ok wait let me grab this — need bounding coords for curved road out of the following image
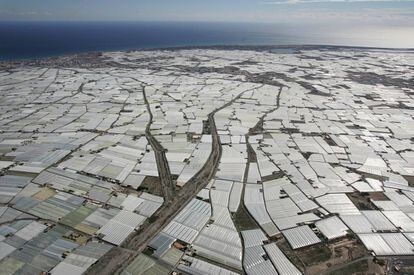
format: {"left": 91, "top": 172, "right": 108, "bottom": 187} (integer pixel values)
{"left": 86, "top": 85, "right": 250, "bottom": 275}
{"left": 86, "top": 68, "right": 283, "bottom": 275}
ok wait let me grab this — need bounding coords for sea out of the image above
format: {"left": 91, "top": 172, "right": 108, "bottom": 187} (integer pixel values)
{"left": 0, "top": 21, "right": 413, "bottom": 60}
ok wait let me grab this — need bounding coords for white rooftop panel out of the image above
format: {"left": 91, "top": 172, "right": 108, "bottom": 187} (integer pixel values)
{"left": 282, "top": 225, "right": 321, "bottom": 249}
{"left": 241, "top": 229, "right": 267, "bottom": 248}
{"left": 316, "top": 216, "right": 348, "bottom": 239}
{"left": 264, "top": 243, "right": 302, "bottom": 275}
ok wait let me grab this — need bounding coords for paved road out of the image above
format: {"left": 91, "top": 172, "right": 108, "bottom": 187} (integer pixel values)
{"left": 84, "top": 66, "right": 290, "bottom": 275}
{"left": 142, "top": 86, "right": 175, "bottom": 201}
{"left": 123, "top": 92, "right": 247, "bottom": 253}
{"left": 86, "top": 85, "right": 254, "bottom": 275}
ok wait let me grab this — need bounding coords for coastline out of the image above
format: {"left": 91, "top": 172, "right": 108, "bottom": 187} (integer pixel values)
{"left": 1, "top": 44, "right": 413, "bottom": 68}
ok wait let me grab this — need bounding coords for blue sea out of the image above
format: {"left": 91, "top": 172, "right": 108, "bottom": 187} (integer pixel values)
{"left": 0, "top": 21, "right": 412, "bottom": 60}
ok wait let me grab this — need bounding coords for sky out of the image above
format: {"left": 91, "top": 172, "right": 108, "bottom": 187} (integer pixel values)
{"left": 0, "top": 0, "right": 413, "bottom": 27}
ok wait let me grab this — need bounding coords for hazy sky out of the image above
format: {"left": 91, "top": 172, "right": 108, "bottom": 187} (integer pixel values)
{"left": 0, "top": 0, "right": 413, "bottom": 27}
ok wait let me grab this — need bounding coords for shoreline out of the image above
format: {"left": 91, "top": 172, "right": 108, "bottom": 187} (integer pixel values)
{"left": 1, "top": 44, "right": 413, "bottom": 68}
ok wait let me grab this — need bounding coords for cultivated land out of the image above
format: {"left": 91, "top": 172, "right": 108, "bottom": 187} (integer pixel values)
{"left": 0, "top": 46, "right": 413, "bottom": 275}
